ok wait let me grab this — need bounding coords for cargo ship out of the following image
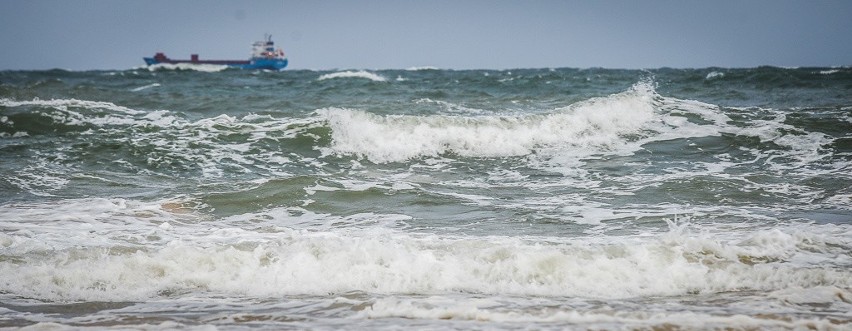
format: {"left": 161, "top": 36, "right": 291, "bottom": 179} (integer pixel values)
{"left": 144, "top": 35, "right": 288, "bottom": 70}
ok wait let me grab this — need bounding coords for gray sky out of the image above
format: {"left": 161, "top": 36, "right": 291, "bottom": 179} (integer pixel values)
{"left": 1, "top": 0, "right": 850, "bottom": 70}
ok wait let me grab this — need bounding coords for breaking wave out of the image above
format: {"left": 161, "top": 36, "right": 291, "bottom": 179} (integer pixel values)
{"left": 0, "top": 199, "right": 849, "bottom": 302}
{"left": 318, "top": 81, "right": 659, "bottom": 163}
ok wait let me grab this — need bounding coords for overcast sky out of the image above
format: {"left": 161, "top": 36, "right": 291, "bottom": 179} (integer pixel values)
{"left": 1, "top": 0, "right": 850, "bottom": 70}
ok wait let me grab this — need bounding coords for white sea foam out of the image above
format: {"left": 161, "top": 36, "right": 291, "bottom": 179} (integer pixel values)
{"left": 705, "top": 71, "right": 725, "bottom": 80}
{"left": 1, "top": 200, "right": 850, "bottom": 302}
{"left": 7, "top": 166, "right": 69, "bottom": 197}
{"left": 131, "top": 83, "right": 161, "bottom": 92}
{"left": 2, "top": 97, "right": 323, "bottom": 180}
{"left": 318, "top": 81, "right": 658, "bottom": 163}
{"left": 698, "top": 108, "right": 838, "bottom": 171}
{"left": 360, "top": 296, "right": 844, "bottom": 328}
{"left": 0, "top": 131, "right": 29, "bottom": 138}
{"left": 405, "top": 66, "right": 439, "bottom": 71}
{"left": 768, "top": 286, "right": 852, "bottom": 305}
{"left": 0, "top": 97, "right": 142, "bottom": 114}
{"left": 415, "top": 98, "right": 487, "bottom": 114}
{"left": 317, "top": 70, "right": 387, "bottom": 82}
{"left": 652, "top": 93, "right": 847, "bottom": 178}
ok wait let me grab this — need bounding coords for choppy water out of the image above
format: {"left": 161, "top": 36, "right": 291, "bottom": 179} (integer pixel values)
{"left": 1, "top": 66, "right": 851, "bottom": 330}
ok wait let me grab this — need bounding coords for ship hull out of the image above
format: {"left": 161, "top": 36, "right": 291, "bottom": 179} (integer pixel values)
{"left": 144, "top": 57, "right": 288, "bottom": 70}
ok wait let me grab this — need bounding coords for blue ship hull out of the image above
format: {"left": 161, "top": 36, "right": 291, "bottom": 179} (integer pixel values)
{"left": 241, "top": 58, "right": 288, "bottom": 70}
{"left": 144, "top": 57, "right": 288, "bottom": 70}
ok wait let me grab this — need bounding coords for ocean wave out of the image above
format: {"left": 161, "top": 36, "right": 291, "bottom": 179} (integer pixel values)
{"left": 0, "top": 96, "right": 325, "bottom": 184}
{"left": 357, "top": 296, "right": 849, "bottom": 330}
{"left": 405, "top": 66, "right": 440, "bottom": 71}
{"left": 819, "top": 69, "right": 840, "bottom": 75}
{"left": 317, "top": 70, "right": 387, "bottom": 82}
{"left": 0, "top": 97, "right": 142, "bottom": 115}
{"left": 414, "top": 98, "right": 488, "bottom": 114}
{"left": 1, "top": 200, "right": 849, "bottom": 301}
{"left": 705, "top": 71, "right": 725, "bottom": 80}
{"left": 2, "top": 85, "right": 843, "bottom": 192}
{"left": 131, "top": 83, "right": 161, "bottom": 92}
{"left": 360, "top": 296, "right": 846, "bottom": 328}
{"left": 309, "top": 79, "right": 846, "bottom": 186}
{"left": 3, "top": 66, "right": 851, "bottom": 329}
{"left": 317, "top": 81, "right": 659, "bottom": 163}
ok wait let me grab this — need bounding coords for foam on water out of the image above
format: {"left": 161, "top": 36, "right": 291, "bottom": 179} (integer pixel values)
{"left": 318, "top": 81, "right": 658, "bottom": 163}
{"left": 0, "top": 97, "right": 142, "bottom": 115}
{"left": 405, "top": 66, "right": 440, "bottom": 71}
{"left": 1, "top": 96, "right": 325, "bottom": 186}
{"left": 705, "top": 71, "right": 725, "bottom": 80}
{"left": 1, "top": 199, "right": 849, "bottom": 303}
{"left": 317, "top": 70, "right": 387, "bottom": 82}
{"left": 317, "top": 77, "right": 844, "bottom": 172}
{"left": 131, "top": 83, "right": 161, "bottom": 92}
{"left": 415, "top": 98, "right": 488, "bottom": 114}
{"left": 3, "top": 68, "right": 852, "bottom": 328}
{"left": 360, "top": 296, "right": 847, "bottom": 329}
{"left": 6, "top": 158, "right": 70, "bottom": 197}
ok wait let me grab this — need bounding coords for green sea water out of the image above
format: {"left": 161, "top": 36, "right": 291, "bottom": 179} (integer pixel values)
{"left": 1, "top": 66, "right": 851, "bottom": 330}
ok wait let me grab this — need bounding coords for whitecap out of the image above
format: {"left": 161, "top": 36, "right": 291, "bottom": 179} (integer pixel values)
{"left": 317, "top": 70, "right": 387, "bottom": 82}
{"left": 0, "top": 208, "right": 849, "bottom": 302}
{"left": 317, "top": 81, "right": 658, "bottom": 163}
{"left": 405, "top": 66, "right": 439, "bottom": 71}
{"left": 705, "top": 71, "right": 725, "bottom": 80}
{"left": 131, "top": 83, "right": 161, "bottom": 92}
{"left": 0, "top": 97, "right": 142, "bottom": 114}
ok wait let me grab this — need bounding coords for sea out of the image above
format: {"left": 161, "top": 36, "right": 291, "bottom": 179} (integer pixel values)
{"left": 1, "top": 65, "right": 851, "bottom": 330}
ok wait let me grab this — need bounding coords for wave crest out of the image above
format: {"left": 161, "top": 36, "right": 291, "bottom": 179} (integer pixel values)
{"left": 1, "top": 201, "right": 848, "bottom": 301}
{"left": 317, "top": 81, "right": 659, "bottom": 163}
{"left": 317, "top": 70, "right": 387, "bottom": 82}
